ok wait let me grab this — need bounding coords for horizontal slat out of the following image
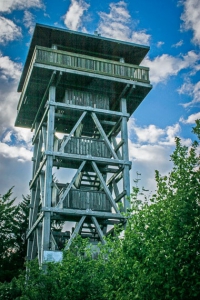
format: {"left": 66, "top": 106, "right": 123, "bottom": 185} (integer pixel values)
{"left": 52, "top": 187, "right": 112, "bottom": 212}
{"left": 62, "top": 136, "right": 110, "bottom": 158}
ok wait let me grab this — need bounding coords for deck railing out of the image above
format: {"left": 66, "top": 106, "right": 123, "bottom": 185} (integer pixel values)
{"left": 34, "top": 46, "right": 150, "bottom": 83}
{"left": 61, "top": 136, "right": 111, "bottom": 158}
{"left": 52, "top": 185, "right": 111, "bottom": 212}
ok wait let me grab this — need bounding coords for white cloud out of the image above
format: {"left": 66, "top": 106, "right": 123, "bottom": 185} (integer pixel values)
{"left": 157, "top": 41, "right": 164, "bottom": 48}
{"left": 145, "top": 51, "right": 200, "bottom": 84}
{"left": 64, "top": 0, "right": 90, "bottom": 31}
{"left": 129, "top": 118, "right": 181, "bottom": 146}
{"left": 0, "top": 142, "right": 32, "bottom": 161}
{"left": 0, "top": 0, "right": 43, "bottom": 13}
{"left": 129, "top": 140, "right": 173, "bottom": 192}
{"left": 180, "top": 112, "right": 200, "bottom": 124}
{"left": 0, "top": 54, "right": 22, "bottom": 136}
{"left": 131, "top": 124, "right": 165, "bottom": 144}
{"left": 0, "top": 53, "right": 32, "bottom": 199}
{"left": 2, "top": 131, "right": 12, "bottom": 143}
{"left": 0, "top": 87, "right": 20, "bottom": 135}
{"left": 14, "top": 128, "right": 32, "bottom": 145}
{"left": 131, "top": 31, "right": 151, "bottom": 45}
{"left": 23, "top": 11, "right": 35, "bottom": 34}
{"left": 172, "top": 39, "right": 184, "bottom": 48}
{"left": 160, "top": 124, "right": 181, "bottom": 145}
{"left": 129, "top": 142, "right": 171, "bottom": 165}
{"left": 0, "top": 17, "right": 22, "bottom": 44}
{"left": 178, "top": 80, "right": 200, "bottom": 107}
{"left": 0, "top": 52, "right": 22, "bottom": 81}
{"left": 181, "top": 0, "right": 200, "bottom": 46}
{"left": 1, "top": 127, "right": 33, "bottom": 148}
{"left": 127, "top": 120, "right": 192, "bottom": 192}
{"left": 97, "top": 1, "right": 150, "bottom": 45}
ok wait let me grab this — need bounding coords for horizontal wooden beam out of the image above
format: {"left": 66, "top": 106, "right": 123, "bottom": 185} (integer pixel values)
{"left": 42, "top": 207, "right": 125, "bottom": 220}
{"left": 45, "top": 150, "right": 131, "bottom": 167}
{"left": 47, "top": 100, "right": 130, "bottom": 118}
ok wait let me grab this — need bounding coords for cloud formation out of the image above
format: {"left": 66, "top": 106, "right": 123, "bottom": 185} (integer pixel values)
{"left": 180, "top": 112, "right": 200, "bottom": 124}
{"left": 132, "top": 124, "right": 165, "bottom": 144}
{"left": 129, "top": 119, "right": 182, "bottom": 147}
{"left": 0, "top": 52, "right": 22, "bottom": 81}
{"left": 178, "top": 80, "right": 200, "bottom": 107}
{"left": 64, "top": 0, "right": 90, "bottom": 31}
{"left": 181, "top": 0, "right": 200, "bottom": 45}
{"left": 0, "top": 52, "right": 22, "bottom": 133}
{"left": 172, "top": 39, "right": 183, "bottom": 48}
{"left": 0, "top": 0, "right": 43, "bottom": 13}
{"left": 0, "top": 17, "right": 22, "bottom": 44}
{"left": 23, "top": 11, "right": 35, "bottom": 34}
{"left": 0, "top": 142, "right": 32, "bottom": 161}
{"left": 128, "top": 119, "right": 192, "bottom": 192}
{"left": 145, "top": 50, "right": 200, "bottom": 84}
{"left": 98, "top": 1, "right": 150, "bottom": 45}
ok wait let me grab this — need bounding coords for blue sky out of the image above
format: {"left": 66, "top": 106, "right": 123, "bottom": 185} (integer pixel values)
{"left": 0, "top": 0, "right": 200, "bottom": 200}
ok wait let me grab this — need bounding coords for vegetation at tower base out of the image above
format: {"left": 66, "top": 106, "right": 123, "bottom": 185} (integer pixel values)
{"left": 0, "top": 190, "right": 29, "bottom": 283}
{"left": 0, "top": 121, "right": 200, "bottom": 299}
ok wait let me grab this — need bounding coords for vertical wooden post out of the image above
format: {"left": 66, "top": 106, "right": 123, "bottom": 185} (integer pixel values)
{"left": 120, "top": 98, "right": 130, "bottom": 212}
{"left": 41, "top": 85, "right": 56, "bottom": 265}
{"left": 27, "top": 122, "right": 39, "bottom": 261}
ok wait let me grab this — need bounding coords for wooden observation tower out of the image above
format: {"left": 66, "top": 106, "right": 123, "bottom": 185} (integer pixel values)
{"left": 15, "top": 24, "right": 152, "bottom": 265}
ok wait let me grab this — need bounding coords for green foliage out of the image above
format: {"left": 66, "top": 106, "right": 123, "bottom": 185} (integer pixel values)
{"left": 121, "top": 135, "right": 200, "bottom": 299}
{"left": 193, "top": 119, "right": 200, "bottom": 140}
{"left": 0, "top": 121, "right": 200, "bottom": 299}
{"left": 0, "top": 190, "right": 29, "bottom": 282}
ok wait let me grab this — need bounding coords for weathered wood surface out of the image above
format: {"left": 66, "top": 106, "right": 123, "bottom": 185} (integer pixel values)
{"left": 63, "top": 89, "right": 109, "bottom": 110}
{"left": 52, "top": 184, "right": 112, "bottom": 212}
{"left": 35, "top": 46, "right": 150, "bottom": 83}
{"left": 56, "top": 136, "right": 111, "bottom": 158}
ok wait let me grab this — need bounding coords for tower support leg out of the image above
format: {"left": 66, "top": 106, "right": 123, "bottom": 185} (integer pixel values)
{"left": 120, "top": 98, "right": 130, "bottom": 212}
{"left": 41, "top": 86, "right": 56, "bottom": 265}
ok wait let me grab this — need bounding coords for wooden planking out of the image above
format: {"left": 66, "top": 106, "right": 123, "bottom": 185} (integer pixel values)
{"left": 63, "top": 136, "right": 111, "bottom": 158}
{"left": 63, "top": 88, "right": 109, "bottom": 110}
{"left": 52, "top": 185, "right": 112, "bottom": 212}
{"left": 36, "top": 46, "right": 150, "bottom": 83}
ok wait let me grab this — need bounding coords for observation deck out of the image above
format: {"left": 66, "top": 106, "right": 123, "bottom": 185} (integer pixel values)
{"left": 15, "top": 24, "right": 151, "bottom": 129}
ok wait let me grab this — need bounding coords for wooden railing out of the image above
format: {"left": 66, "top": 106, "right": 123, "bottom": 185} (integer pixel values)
{"left": 57, "top": 136, "right": 111, "bottom": 158}
{"left": 34, "top": 46, "right": 150, "bottom": 83}
{"left": 52, "top": 185, "right": 111, "bottom": 212}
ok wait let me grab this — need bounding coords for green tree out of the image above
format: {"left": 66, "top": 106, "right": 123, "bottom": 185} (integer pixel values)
{"left": 1, "top": 121, "right": 200, "bottom": 299}
{"left": 0, "top": 190, "right": 29, "bottom": 282}
{"left": 120, "top": 130, "right": 200, "bottom": 299}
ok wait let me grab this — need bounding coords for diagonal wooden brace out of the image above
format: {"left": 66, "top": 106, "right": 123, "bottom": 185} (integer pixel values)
{"left": 91, "top": 161, "right": 120, "bottom": 213}
{"left": 91, "top": 216, "right": 106, "bottom": 245}
{"left": 59, "top": 111, "right": 87, "bottom": 152}
{"left": 56, "top": 160, "right": 86, "bottom": 207}
{"left": 91, "top": 112, "right": 118, "bottom": 160}
{"left": 65, "top": 216, "right": 86, "bottom": 250}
